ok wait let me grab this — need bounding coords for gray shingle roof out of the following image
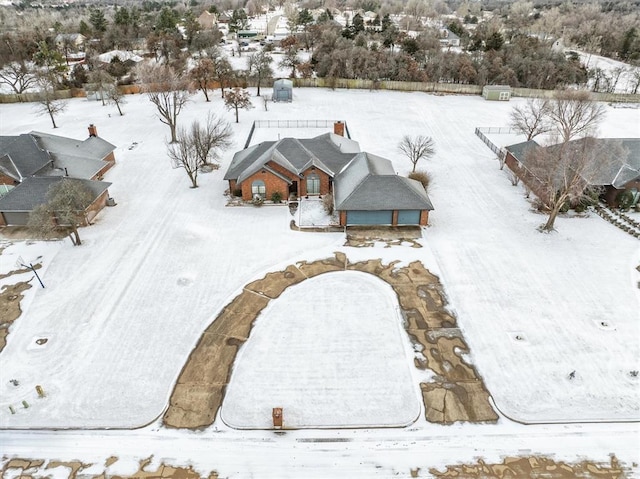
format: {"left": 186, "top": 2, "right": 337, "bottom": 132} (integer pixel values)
{"left": 0, "top": 134, "right": 52, "bottom": 179}
{"left": 32, "top": 131, "right": 116, "bottom": 161}
{"left": 224, "top": 133, "right": 360, "bottom": 183}
{"left": 0, "top": 132, "right": 116, "bottom": 182}
{"left": 0, "top": 177, "right": 111, "bottom": 212}
{"left": 334, "top": 153, "right": 434, "bottom": 211}
{"left": 505, "top": 140, "right": 539, "bottom": 162}
{"left": 506, "top": 138, "right": 640, "bottom": 188}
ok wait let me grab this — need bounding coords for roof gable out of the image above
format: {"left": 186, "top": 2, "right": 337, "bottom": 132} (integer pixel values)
{"left": 0, "top": 134, "right": 52, "bottom": 178}
{"left": 0, "top": 177, "right": 111, "bottom": 212}
{"left": 334, "top": 152, "right": 433, "bottom": 211}
{"left": 224, "top": 133, "right": 361, "bottom": 184}
{"left": 31, "top": 131, "right": 116, "bottom": 161}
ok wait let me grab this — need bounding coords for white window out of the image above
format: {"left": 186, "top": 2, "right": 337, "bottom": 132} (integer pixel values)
{"left": 306, "top": 173, "right": 320, "bottom": 195}
{"left": 252, "top": 180, "right": 266, "bottom": 198}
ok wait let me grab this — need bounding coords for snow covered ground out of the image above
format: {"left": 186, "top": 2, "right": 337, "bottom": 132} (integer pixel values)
{"left": 0, "top": 88, "right": 639, "bottom": 475}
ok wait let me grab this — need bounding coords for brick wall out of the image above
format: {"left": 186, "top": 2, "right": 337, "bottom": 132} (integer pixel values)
{"left": 240, "top": 170, "right": 288, "bottom": 201}
{"left": 0, "top": 174, "right": 18, "bottom": 186}
{"left": 84, "top": 189, "right": 110, "bottom": 225}
{"left": 505, "top": 151, "right": 549, "bottom": 203}
{"left": 300, "top": 168, "right": 331, "bottom": 197}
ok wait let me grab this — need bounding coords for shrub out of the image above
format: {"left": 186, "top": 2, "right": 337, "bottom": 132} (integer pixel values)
{"left": 616, "top": 190, "right": 635, "bottom": 210}
{"left": 233, "top": 188, "right": 243, "bottom": 197}
{"left": 252, "top": 195, "right": 264, "bottom": 207}
{"left": 408, "top": 170, "right": 432, "bottom": 191}
{"left": 322, "top": 194, "right": 334, "bottom": 215}
{"left": 271, "top": 191, "right": 283, "bottom": 203}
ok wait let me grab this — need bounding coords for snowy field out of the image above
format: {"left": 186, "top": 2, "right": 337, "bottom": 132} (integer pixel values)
{"left": 221, "top": 272, "right": 421, "bottom": 429}
{"left": 0, "top": 87, "right": 639, "bottom": 475}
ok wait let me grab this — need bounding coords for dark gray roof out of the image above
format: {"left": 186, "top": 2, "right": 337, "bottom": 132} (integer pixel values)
{"left": 506, "top": 138, "right": 640, "bottom": 188}
{"left": 334, "top": 153, "right": 434, "bottom": 211}
{"left": 505, "top": 140, "right": 539, "bottom": 162}
{"left": 0, "top": 134, "right": 52, "bottom": 179}
{"left": 0, "top": 132, "right": 116, "bottom": 182}
{"left": 0, "top": 177, "right": 111, "bottom": 212}
{"left": 32, "top": 131, "right": 116, "bottom": 161}
{"left": 224, "top": 133, "right": 360, "bottom": 183}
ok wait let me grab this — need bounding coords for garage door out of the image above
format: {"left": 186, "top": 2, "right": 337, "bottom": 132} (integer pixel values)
{"left": 2, "top": 212, "right": 30, "bottom": 225}
{"left": 397, "top": 210, "right": 421, "bottom": 225}
{"left": 347, "top": 210, "right": 393, "bottom": 225}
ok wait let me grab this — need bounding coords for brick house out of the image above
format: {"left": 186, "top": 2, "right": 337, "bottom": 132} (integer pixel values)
{"left": 224, "top": 123, "right": 434, "bottom": 226}
{"left": 505, "top": 138, "right": 640, "bottom": 208}
{"left": 0, "top": 125, "right": 116, "bottom": 226}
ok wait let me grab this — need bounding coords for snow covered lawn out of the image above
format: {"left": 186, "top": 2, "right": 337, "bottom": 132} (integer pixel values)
{"left": 0, "top": 87, "right": 638, "bottom": 464}
{"left": 221, "top": 271, "right": 420, "bottom": 429}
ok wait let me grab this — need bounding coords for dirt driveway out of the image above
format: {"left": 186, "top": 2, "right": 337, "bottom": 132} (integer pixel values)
{"left": 164, "top": 253, "right": 497, "bottom": 429}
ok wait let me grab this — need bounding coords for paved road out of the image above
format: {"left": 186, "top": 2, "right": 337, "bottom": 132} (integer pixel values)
{"left": 1, "top": 422, "right": 639, "bottom": 477}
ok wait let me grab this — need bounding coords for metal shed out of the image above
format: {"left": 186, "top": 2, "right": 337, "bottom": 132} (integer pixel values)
{"left": 482, "top": 85, "right": 511, "bottom": 101}
{"left": 273, "top": 79, "right": 293, "bottom": 102}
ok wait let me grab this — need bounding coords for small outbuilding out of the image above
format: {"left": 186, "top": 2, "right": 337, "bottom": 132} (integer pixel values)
{"left": 273, "top": 79, "right": 293, "bottom": 102}
{"left": 482, "top": 85, "right": 511, "bottom": 101}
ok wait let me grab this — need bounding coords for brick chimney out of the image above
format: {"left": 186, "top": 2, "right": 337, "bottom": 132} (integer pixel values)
{"left": 88, "top": 124, "right": 98, "bottom": 137}
{"left": 333, "top": 121, "right": 344, "bottom": 137}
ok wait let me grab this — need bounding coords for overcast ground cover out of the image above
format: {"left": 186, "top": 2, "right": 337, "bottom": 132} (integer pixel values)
{"left": 0, "top": 87, "right": 638, "bottom": 476}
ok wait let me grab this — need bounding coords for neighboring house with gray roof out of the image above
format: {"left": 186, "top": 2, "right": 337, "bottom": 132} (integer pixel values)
{"left": 225, "top": 123, "right": 434, "bottom": 226}
{"left": 505, "top": 137, "right": 640, "bottom": 208}
{"left": 0, "top": 125, "right": 116, "bottom": 226}
{"left": 0, "top": 177, "right": 112, "bottom": 226}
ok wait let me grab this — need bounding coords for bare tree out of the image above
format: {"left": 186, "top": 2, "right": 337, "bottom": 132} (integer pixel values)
{"left": 137, "top": 64, "right": 193, "bottom": 143}
{"left": 27, "top": 178, "right": 94, "bottom": 246}
{"left": 168, "top": 114, "right": 233, "bottom": 188}
{"left": 33, "top": 75, "right": 66, "bottom": 128}
{"left": 191, "top": 113, "right": 233, "bottom": 167}
{"left": 547, "top": 90, "right": 606, "bottom": 143}
{"left": 88, "top": 69, "right": 114, "bottom": 106}
{"left": 524, "top": 137, "right": 621, "bottom": 232}
{"left": 247, "top": 50, "right": 273, "bottom": 96}
{"left": 509, "top": 98, "right": 551, "bottom": 141}
{"left": 213, "top": 56, "right": 234, "bottom": 99}
{"left": 106, "top": 84, "right": 126, "bottom": 116}
{"left": 398, "top": 134, "right": 436, "bottom": 172}
{"left": 167, "top": 130, "right": 199, "bottom": 188}
{"left": 224, "top": 87, "right": 253, "bottom": 123}
{"left": 279, "top": 47, "right": 301, "bottom": 78}
{"left": 0, "top": 61, "right": 36, "bottom": 96}
{"left": 189, "top": 57, "right": 215, "bottom": 102}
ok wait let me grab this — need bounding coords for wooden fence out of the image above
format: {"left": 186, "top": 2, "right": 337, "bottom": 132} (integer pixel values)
{"left": 1, "top": 78, "right": 638, "bottom": 104}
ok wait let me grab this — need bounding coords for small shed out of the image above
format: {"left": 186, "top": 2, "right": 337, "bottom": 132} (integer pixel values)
{"left": 482, "top": 85, "right": 511, "bottom": 101}
{"left": 273, "top": 79, "right": 293, "bottom": 102}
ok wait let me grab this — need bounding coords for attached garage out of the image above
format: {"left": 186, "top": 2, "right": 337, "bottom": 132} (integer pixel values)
{"left": 334, "top": 153, "right": 434, "bottom": 228}
{"left": 397, "top": 210, "right": 421, "bottom": 225}
{"left": 347, "top": 210, "right": 393, "bottom": 225}
{"left": 1, "top": 211, "right": 29, "bottom": 226}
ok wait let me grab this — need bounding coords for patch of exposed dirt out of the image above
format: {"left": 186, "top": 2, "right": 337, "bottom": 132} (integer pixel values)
{"left": 1, "top": 458, "right": 219, "bottom": 479}
{"left": 0, "top": 281, "right": 33, "bottom": 353}
{"left": 345, "top": 226, "right": 423, "bottom": 248}
{"left": 164, "top": 253, "right": 497, "bottom": 429}
{"left": 428, "top": 454, "right": 626, "bottom": 479}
